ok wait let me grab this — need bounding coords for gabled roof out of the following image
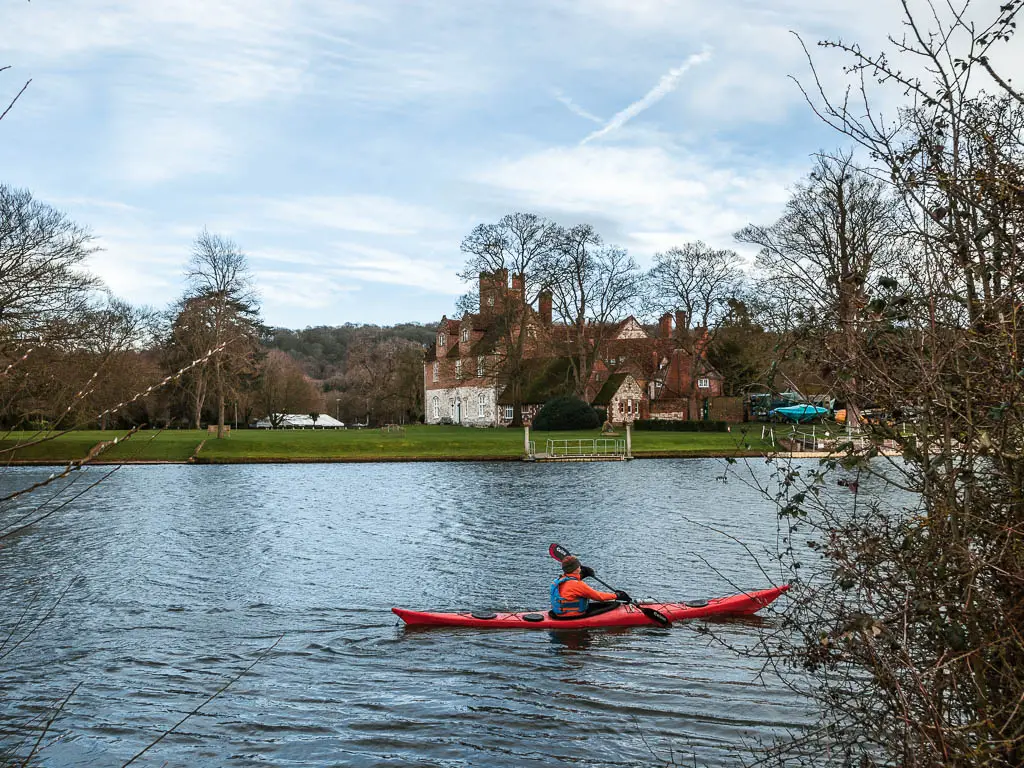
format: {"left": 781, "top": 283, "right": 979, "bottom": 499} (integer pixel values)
{"left": 437, "top": 317, "right": 460, "bottom": 334}
{"left": 445, "top": 341, "right": 461, "bottom": 359}
{"left": 610, "top": 316, "right": 648, "bottom": 339}
{"left": 592, "top": 373, "right": 636, "bottom": 405}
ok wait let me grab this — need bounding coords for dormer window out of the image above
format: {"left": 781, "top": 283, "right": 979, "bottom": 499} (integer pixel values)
{"left": 438, "top": 333, "right": 446, "bottom": 347}
{"left": 462, "top": 328, "right": 469, "bottom": 343}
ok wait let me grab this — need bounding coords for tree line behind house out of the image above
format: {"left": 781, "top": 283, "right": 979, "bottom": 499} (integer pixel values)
{"left": 0, "top": 147, "right": 893, "bottom": 434}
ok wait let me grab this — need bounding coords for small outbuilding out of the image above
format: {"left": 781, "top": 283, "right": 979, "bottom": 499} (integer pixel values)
{"left": 592, "top": 373, "right": 645, "bottom": 424}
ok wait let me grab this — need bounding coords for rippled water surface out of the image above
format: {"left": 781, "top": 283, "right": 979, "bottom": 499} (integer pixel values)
{"left": 1, "top": 460, "right": 818, "bottom": 766}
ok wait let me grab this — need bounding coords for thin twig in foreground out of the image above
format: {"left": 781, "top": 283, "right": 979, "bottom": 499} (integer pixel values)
{"left": 120, "top": 635, "right": 285, "bottom": 767}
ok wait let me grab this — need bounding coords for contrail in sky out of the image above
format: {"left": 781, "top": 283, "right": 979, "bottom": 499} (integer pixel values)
{"left": 554, "top": 89, "right": 604, "bottom": 124}
{"left": 581, "top": 48, "right": 712, "bottom": 144}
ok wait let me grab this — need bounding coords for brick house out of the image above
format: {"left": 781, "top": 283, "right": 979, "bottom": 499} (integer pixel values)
{"left": 424, "top": 270, "right": 724, "bottom": 426}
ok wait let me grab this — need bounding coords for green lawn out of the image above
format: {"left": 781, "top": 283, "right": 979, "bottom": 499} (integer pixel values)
{"left": 0, "top": 424, "right": 774, "bottom": 464}
{"left": 0, "top": 429, "right": 204, "bottom": 463}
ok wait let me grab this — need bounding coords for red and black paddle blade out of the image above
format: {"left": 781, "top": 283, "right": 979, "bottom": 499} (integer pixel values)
{"left": 638, "top": 605, "right": 672, "bottom": 628}
{"left": 548, "top": 543, "right": 573, "bottom": 562}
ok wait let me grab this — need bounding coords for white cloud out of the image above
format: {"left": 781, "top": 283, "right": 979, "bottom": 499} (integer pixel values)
{"left": 114, "top": 116, "right": 236, "bottom": 185}
{"left": 582, "top": 50, "right": 712, "bottom": 144}
{"left": 327, "top": 242, "right": 462, "bottom": 294}
{"left": 474, "top": 142, "right": 799, "bottom": 257}
{"left": 257, "top": 269, "right": 359, "bottom": 311}
{"left": 254, "top": 195, "right": 456, "bottom": 237}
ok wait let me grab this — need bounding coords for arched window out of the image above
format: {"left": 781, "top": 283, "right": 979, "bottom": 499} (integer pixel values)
{"left": 476, "top": 356, "right": 484, "bottom": 377}
{"left": 477, "top": 393, "right": 486, "bottom": 417}
{"left": 462, "top": 328, "right": 469, "bottom": 343}
{"left": 438, "top": 333, "right": 446, "bottom": 347}
{"left": 455, "top": 360, "right": 463, "bottom": 378}
{"left": 432, "top": 397, "right": 440, "bottom": 420}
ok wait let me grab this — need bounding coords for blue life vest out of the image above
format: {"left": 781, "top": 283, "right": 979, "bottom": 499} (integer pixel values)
{"left": 550, "top": 576, "right": 589, "bottom": 616}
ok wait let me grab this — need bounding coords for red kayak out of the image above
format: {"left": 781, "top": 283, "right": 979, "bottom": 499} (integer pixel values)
{"left": 392, "top": 584, "right": 789, "bottom": 629}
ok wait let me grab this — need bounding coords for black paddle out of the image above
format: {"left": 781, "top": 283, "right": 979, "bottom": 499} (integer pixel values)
{"left": 548, "top": 543, "right": 672, "bottom": 628}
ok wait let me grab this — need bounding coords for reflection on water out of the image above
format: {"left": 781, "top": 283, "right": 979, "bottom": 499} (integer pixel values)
{"left": 0, "top": 460, "right": 824, "bottom": 767}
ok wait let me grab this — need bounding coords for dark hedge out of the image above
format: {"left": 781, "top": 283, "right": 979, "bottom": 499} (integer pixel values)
{"left": 633, "top": 419, "right": 729, "bottom": 432}
{"left": 533, "top": 395, "right": 601, "bottom": 431}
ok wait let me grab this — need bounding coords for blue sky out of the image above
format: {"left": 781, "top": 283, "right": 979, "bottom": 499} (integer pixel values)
{"left": 0, "top": 0, "right": 908, "bottom": 328}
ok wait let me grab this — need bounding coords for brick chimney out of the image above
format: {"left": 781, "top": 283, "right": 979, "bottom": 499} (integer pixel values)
{"left": 675, "top": 310, "right": 688, "bottom": 337}
{"left": 658, "top": 312, "right": 673, "bottom": 337}
{"left": 539, "top": 290, "right": 553, "bottom": 325}
{"left": 479, "top": 268, "right": 510, "bottom": 316}
{"left": 509, "top": 272, "right": 525, "bottom": 304}
{"left": 695, "top": 327, "right": 710, "bottom": 358}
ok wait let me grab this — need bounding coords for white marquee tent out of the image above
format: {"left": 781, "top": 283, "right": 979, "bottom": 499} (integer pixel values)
{"left": 254, "top": 414, "right": 346, "bottom": 429}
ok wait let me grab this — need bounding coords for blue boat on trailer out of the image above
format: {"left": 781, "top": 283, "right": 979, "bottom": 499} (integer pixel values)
{"left": 769, "top": 404, "right": 831, "bottom": 423}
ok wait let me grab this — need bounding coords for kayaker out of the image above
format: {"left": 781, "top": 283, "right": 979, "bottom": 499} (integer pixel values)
{"left": 551, "top": 555, "right": 630, "bottom": 618}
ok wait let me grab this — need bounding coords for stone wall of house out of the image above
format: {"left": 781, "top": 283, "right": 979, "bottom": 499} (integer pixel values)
{"left": 425, "top": 385, "right": 498, "bottom": 426}
{"left": 649, "top": 398, "right": 689, "bottom": 421}
{"left": 608, "top": 378, "right": 645, "bottom": 423}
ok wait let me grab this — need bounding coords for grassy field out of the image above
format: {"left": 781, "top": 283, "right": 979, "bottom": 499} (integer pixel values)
{"left": 0, "top": 424, "right": 775, "bottom": 464}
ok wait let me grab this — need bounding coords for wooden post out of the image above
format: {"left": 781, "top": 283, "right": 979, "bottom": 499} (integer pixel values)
{"left": 524, "top": 425, "right": 531, "bottom": 458}
{"left": 626, "top": 423, "right": 633, "bottom": 459}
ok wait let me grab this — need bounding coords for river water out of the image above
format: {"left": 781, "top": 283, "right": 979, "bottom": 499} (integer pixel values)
{"left": 1, "top": 460, "right": 817, "bottom": 767}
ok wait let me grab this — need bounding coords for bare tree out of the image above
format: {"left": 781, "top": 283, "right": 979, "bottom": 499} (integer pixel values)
{"left": 0, "top": 185, "right": 100, "bottom": 345}
{"left": 540, "top": 224, "right": 642, "bottom": 396}
{"left": 647, "top": 241, "right": 744, "bottom": 331}
{"left": 736, "top": 153, "right": 904, "bottom": 424}
{"left": 646, "top": 241, "right": 744, "bottom": 416}
{"left": 458, "top": 213, "right": 559, "bottom": 425}
{"left": 257, "top": 349, "right": 324, "bottom": 427}
{"left": 181, "top": 230, "right": 262, "bottom": 437}
{"left": 739, "top": 3, "right": 1024, "bottom": 766}
{"left": 340, "top": 331, "right": 423, "bottom": 425}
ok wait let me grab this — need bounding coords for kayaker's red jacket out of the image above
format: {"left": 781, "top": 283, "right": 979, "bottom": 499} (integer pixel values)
{"left": 557, "top": 574, "right": 617, "bottom": 615}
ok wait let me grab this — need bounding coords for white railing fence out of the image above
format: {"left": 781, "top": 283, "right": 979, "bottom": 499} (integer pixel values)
{"left": 545, "top": 438, "right": 626, "bottom": 457}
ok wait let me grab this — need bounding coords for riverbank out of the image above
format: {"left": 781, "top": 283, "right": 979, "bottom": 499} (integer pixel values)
{"left": 0, "top": 425, "right": 777, "bottom": 464}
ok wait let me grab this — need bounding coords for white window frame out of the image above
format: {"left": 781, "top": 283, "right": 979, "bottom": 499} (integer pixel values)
{"left": 476, "top": 355, "right": 484, "bottom": 377}
{"left": 697, "top": 377, "right": 710, "bottom": 389}
{"left": 432, "top": 397, "right": 440, "bottom": 420}
{"left": 462, "top": 328, "right": 469, "bottom": 343}
{"left": 455, "top": 359, "right": 463, "bottom": 378}
{"left": 504, "top": 405, "right": 514, "bottom": 421}
{"left": 487, "top": 295, "right": 495, "bottom": 306}
{"left": 432, "top": 361, "right": 439, "bottom": 382}
{"left": 438, "top": 333, "right": 446, "bottom": 347}
{"left": 477, "top": 393, "right": 486, "bottom": 418}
